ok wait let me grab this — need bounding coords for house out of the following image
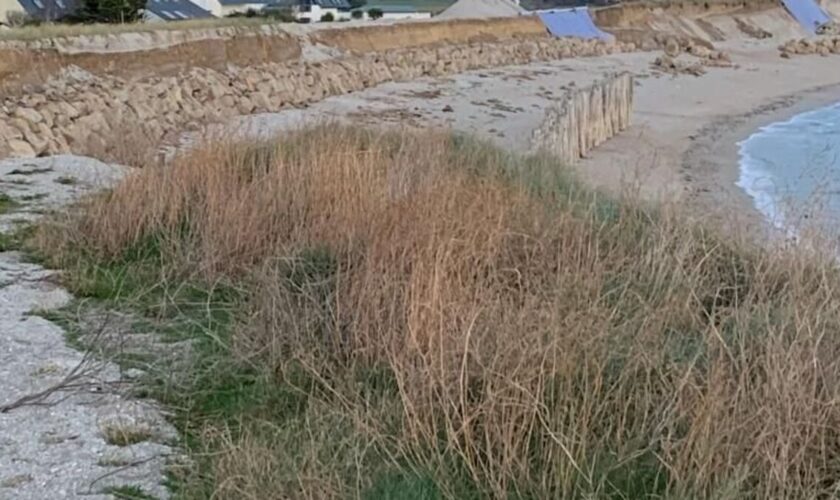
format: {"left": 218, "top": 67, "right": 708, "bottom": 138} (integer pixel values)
{"left": 0, "top": 0, "right": 25, "bottom": 24}
{"left": 144, "top": 0, "right": 214, "bottom": 20}
{"left": 294, "top": 0, "right": 351, "bottom": 21}
{"left": 264, "top": 0, "right": 352, "bottom": 21}
{"left": 191, "top": 0, "right": 270, "bottom": 17}
{"left": 7, "top": 0, "right": 79, "bottom": 22}
{"left": 358, "top": 4, "right": 430, "bottom": 19}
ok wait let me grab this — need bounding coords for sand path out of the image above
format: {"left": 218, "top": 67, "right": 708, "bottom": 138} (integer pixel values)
{"left": 0, "top": 157, "right": 176, "bottom": 500}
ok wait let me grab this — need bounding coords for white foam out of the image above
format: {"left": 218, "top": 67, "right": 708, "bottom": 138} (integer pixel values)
{"left": 736, "top": 100, "right": 840, "bottom": 240}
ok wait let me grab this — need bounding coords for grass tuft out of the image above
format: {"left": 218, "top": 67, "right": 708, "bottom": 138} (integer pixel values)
{"left": 34, "top": 125, "right": 840, "bottom": 499}
{"left": 104, "top": 485, "right": 158, "bottom": 500}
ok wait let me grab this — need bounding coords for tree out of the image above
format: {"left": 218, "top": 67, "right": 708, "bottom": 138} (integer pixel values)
{"left": 350, "top": 9, "right": 363, "bottom": 18}
{"left": 69, "top": 0, "right": 145, "bottom": 23}
{"left": 367, "top": 7, "right": 383, "bottom": 19}
{"left": 320, "top": 11, "right": 335, "bottom": 21}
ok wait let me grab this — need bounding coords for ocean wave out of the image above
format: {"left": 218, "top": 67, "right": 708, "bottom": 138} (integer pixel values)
{"left": 736, "top": 101, "right": 840, "bottom": 239}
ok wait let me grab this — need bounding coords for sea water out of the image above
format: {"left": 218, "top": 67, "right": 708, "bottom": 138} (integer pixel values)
{"left": 737, "top": 102, "right": 840, "bottom": 237}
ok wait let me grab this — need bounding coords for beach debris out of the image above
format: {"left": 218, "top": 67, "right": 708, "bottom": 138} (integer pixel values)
{"left": 779, "top": 36, "right": 840, "bottom": 57}
{"left": 816, "top": 21, "right": 840, "bottom": 36}
{"left": 651, "top": 39, "right": 733, "bottom": 76}
{"left": 651, "top": 55, "right": 707, "bottom": 76}
{"left": 734, "top": 16, "right": 773, "bottom": 39}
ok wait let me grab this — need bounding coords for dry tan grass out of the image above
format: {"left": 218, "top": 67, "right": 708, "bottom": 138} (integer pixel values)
{"left": 37, "top": 126, "right": 840, "bottom": 498}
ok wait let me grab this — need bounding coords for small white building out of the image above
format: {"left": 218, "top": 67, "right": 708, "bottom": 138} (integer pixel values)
{"left": 290, "top": 0, "right": 351, "bottom": 22}
{"left": 192, "top": 0, "right": 268, "bottom": 17}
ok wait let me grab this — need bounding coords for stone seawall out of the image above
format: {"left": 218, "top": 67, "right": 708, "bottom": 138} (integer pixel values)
{"left": 0, "top": 37, "right": 637, "bottom": 159}
{"left": 0, "top": 17, "right": 548, "bottom": 92}
{"left": 530, "top": 73, "right": 634, "bottom": 164}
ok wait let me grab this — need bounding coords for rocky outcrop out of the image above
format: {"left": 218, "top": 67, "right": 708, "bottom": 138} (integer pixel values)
{"left": 530, "top": 73, "right": 634, "bottom": 164}
{"left": 0, "top": 37, "right": 639, "bottom": 160}
{"left": 779, "top": 36, "right": 840, "bottom": 57}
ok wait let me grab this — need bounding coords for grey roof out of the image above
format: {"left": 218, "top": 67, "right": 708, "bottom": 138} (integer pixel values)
{"left": 18, "top": 0, "right": 79, "bottom": 20}
{"left": 317, "top": 0, "right": 350, "bottom": 7}
{"left": 145, "top": 0, "right": 213, "bottom": 19}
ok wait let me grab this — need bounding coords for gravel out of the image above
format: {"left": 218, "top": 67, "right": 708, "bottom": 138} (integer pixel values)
{"left": 0, "top": 156, "right": 177, "bottom": 500}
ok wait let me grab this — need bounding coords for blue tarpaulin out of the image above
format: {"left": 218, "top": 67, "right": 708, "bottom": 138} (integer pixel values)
{"left": 537, "top": 8, "right": 612, "bottom": 41}
{"left": 781, "top": 0, "right": 831, "bottom": 34}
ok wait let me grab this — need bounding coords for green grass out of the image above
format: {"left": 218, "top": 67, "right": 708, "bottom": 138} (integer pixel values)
{"left": 55, "top": 176, "right": 79, "bottom": 186}
{"left": 7, "top": 167, "right": 53, "bottom": 175}
{"left": 19, "top": 193, "right": 49, "bottom": 202}
{"left": 0, "top": 224, "right": 36, "bottom": 252}
{"left": 0, "top": 193, "right": 19, "bottom": 214}
{"left": 104, "top": 485, "right": 158, "bottom": 500}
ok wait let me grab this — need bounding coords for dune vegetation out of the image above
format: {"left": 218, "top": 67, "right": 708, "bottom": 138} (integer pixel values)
{"left": 33, "top": 126, "right": 840, "bottom": 499}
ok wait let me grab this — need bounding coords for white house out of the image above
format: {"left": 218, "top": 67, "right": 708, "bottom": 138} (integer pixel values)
{"left": 289, "top": 0, "right": 351, "bottom": 21}
{"left": 191, "top": 0, "right": 268, "bottom": 17}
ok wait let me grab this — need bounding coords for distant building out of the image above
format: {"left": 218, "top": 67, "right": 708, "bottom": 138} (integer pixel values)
{"left": 5, "top": 0, "right": 78, "bottom": 22}
{"left": 0, "top": 0, "right": 25, "bottom": 24}
{"left": 1, "top": 0, "right": 214, "bottom": 23}
{"left": 193, "top": 0, "right": 268, "bottom": 17}
{"left": 144, "top": 0, "right": 214, "bottom": 20}
{"left": 358, "top": 4, "right": 430, "bottom": 19}
{"left": 263, "top": 0, "right": 352, "bottom": 21}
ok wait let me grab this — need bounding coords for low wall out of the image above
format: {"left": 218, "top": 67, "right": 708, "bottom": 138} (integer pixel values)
{"left": 309, "top": 16, "right": 547, "bottom": 53}
{"left": 530, "top": 73, "right": 634, "bottom": 164}
{"left": 0, "top": 37, "right": 638, "bottom": 159}
{"left": 0, "top": 17, "right": 548, "bottom": 92}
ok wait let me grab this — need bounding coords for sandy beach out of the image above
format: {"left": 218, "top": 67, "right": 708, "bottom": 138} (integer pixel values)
{"left": 583, "top": 42, "right": 840, "bottom": 232}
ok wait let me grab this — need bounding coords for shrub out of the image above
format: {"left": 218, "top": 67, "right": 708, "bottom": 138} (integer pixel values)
{"left": 320, "top": 11, "right": 335, "bottom": 21}
{"left": 68, "top": 0, "right": 146, "bottom": 23}
{"left": 351, "top": 9, "right": 363, "bottom": 19}
{"left": 266, "top": 7, "right": 296, "bottom": 22}
{"left": 367, "top": 7, "right": 383, "bottom": 19}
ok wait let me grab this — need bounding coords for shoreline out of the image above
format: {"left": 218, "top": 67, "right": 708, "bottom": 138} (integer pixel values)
{"left": 573, "top": 46, "right": 840, "bottom": 244}
{"left": 686, "top": 83, "right": 840, "bottom": 238}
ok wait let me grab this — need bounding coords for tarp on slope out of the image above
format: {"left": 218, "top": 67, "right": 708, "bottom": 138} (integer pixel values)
{"left": 537, "top": 7, "right": 612, "bottom": 40}
{"left": 436, "top": 0, "right": 524, "bottom": 20}
{"left": 781, "top": 0, "right": 832, "bottom": 34}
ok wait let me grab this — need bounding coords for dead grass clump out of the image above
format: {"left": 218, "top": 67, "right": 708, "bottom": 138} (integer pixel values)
{"left": 78, "top": 122, "right": 162, "bottom": 168}
{"left": 37, "top": 126, "right": 840, "bottom": 498}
